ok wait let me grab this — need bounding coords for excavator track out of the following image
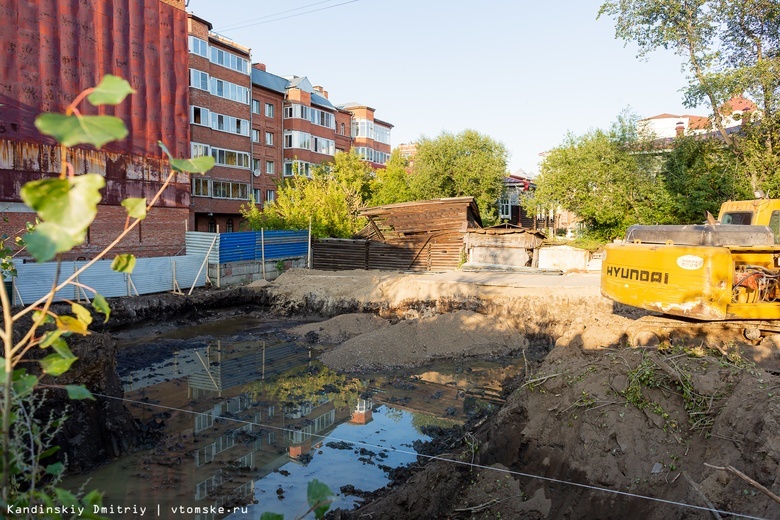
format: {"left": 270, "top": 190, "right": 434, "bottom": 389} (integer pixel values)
{"left": 627, "top": 315, "right": 780, "bottom": 372}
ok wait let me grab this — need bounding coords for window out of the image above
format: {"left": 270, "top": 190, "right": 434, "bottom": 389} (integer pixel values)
{"left": 210, "top": 146, "right": 250, "bottom": 168}
{"left": 340, "top": 123, "right": 346, "bottom": 135}
{"left": 312, "top": 136, "right": 335, "bottom": 155}
{"left": 191, "top": 142, "right": 210, "bottom": 158}
{"left": 283, "top": 103, "right": 334, "bottom": 128}
{"left": 265, "top": 103, "right": 274, "bottom": 118}
{"left": 283, "top": 130, "right": 311, "bottom": 150}
{"left": 212, "top": 180, "right": 249, "bottom": 199}
{"left": 265, "top": 132, "right": 274, "bottom": 146}
{"left": 253, "top": 158, "right": 261, "bottom": 172}
{"left": 252, "top": 129, "right": 260, "bottom": 142}
{"left": 189, "top": 69, "right": 209, "bottom": 91}
{"left": 226, "top": 218, "right": 234, "bottom": 232}
{"left": 210, "top": 46, "right": 249, "bottom": 74}
{"left": 769, "top": 211, "right": 780, "bottom": 244}
{"left": 266, "top": 189, "right": 275, "bottom": 202}
{"left": 283, "top": 160, "right": 313, "bottom": 177}
{"left": 211, "top": 113, "right": 249, "bottom": 136}
{"left": 190, "top": 106, "right": 210, "bottom": 126}
{"left": 252, "top": 188, "right": 263, "bottom": 203}
{"left": 499, "top": 197, "right": 511, "bottom": 220}
{"left": 209, "top": 78, "right": 249, "bottom": 104}
{"left": 193, "top": 178, "right": 210, "bottom": 197}
{"left": 188, "top": 36, "right": 208, "bottom": 57}
{"left": 252, "top": 99, "right": 261, "bottom": 114}
{"left": 722, "top": 212, "right": 753, "bottom": 225}
{"left": 265, "top": 160, "right": 275, "bottom": 175}
{"left": 207, "top": 218, "right": 216, "bottom": 233}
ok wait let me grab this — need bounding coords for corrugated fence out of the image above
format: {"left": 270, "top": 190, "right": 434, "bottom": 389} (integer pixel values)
{"left": 11, "top": 255, "right": 207, "bottom": 307}
{"left": 185, "top": 230, "right": 309, "bottom": 264}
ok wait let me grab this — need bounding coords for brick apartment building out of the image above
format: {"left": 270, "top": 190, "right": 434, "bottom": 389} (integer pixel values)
{"left": 0, "top": 0, "right": 191, "bottom": 259}
{"left": 1, "top": 0, "right": 393, "bottom": 255}
{"left": 187, "top": 14, "right": 253, "bottom": 233}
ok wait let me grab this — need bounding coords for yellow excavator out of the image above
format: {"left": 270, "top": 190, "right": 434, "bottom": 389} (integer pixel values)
{"left": 601, "top": 196, "right": 780, "bottom": 357}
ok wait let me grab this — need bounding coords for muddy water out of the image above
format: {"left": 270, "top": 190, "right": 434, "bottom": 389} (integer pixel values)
{"left": 64, "top": 314, "right": 523, "bottom": 519}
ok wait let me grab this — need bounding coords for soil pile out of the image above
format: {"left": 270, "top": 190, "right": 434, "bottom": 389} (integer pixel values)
{"left": 333, "top": 342, "right": 779, "bottom": 519}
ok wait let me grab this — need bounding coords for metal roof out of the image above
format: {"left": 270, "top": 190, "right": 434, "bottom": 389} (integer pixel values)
{"left": 251, "top": 68, "right": 288, "bottom": 94}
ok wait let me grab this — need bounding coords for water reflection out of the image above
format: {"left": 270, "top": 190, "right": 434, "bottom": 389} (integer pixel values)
{"left": 66, "top": 320, "right": 517, "bottom": 519}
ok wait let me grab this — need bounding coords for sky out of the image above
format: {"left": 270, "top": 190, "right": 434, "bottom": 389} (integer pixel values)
{"left": 187, "top": 0, "right": 696, "bottom": 176}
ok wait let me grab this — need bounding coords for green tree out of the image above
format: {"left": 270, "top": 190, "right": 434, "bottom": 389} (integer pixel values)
{"left": 662, "top": 135, "right": 750, "bottom": 222}
{"left": 241, "top": 150, "right": 371, "bottom": 238}
{"left": 409, "top": 130, "right": 508, "bottom": 226}
{"left": 527, "top": 113, "right": 673, "bottom": 239}
{"left": 370, "top": 149, "right": 413, "bottom": 206}
{"left": 599, "top": 0, "right": 780, "bottom": 190}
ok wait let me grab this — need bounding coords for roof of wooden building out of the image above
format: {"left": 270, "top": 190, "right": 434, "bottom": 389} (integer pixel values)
{"left": 357, "top": 197, "right": 483, "bottom": 241}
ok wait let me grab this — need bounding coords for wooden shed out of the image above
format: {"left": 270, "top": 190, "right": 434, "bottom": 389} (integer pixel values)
{"left": 313, "top": 197, "right": 483, "bottom": 271}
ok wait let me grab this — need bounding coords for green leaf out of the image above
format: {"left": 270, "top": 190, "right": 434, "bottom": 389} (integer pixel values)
{"left": 159, "top": 141, "right": 215, "bottom": 173}
{"left": 260, "top": 514, "right": 284, "bottom": 520}
{"left": 21, "top": 174, "right": 104, "bottom": 235}
{"left": 47, "top": 463, "right": 66, "bottom": 477}
{"left": 307, "top": 479, "right": 333, "bottom": 519}
{"left": 33, "top": 310, "right": 54, "bottom": 325}
{"left": 24, "top": 221, "right": 86, "bottom": 262}
{"left": 34, "top": 113, "right": 128, "bottom": 149}
{"left": 12, "top": 372, "right": 38, "bottom": 397}
{"left": 39, "top": 330, "right": 64, "bottom": 348}
{"left": 72, "top": 302, "right": 93, "bottom": 327}
{"left": 92, "top": 293, "right": 111, "bottom": 323}
{"left": 87, "top": 75, "right": 136, "bottom": 106}
{"left": 40, "top": 352, "right": 77, "bottom": 376}
{"left": 51, "top": 340, "right": 76, "bottom": 360}
{"left": 65, "top": 385, "right": 95, "bottom": 400}
{"left": 54, "top": 486, "right": 77, "bottom": 505}
{"left": 170, "top": 155, "right": 215, "bottom": 174}
{"left": 111, "top": 253, "right": 136, "bottom": 274}
{"left": 82, "top": 489, "right": 105, "bottom": 507}
{"left": 121, "top": 197, "right": 147, "bottom": 220}
{"left": 40, "top": 445, "right": 61, "bottom": 458}
{"left": 56, "top": 315, "right": 89, "bottom": 335}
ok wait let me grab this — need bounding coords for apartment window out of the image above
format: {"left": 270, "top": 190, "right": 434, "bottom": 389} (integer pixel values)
{"left": 209, "top": 78, "right": 249, "bottom": 104}
{"left": 189, "top": 69, "right": 209, "bottom": 91}
{"left": 212, "top": 180, "right": 248, "bottom": 200}
{"left": 283, "top": 160, "right": 313, "bottom": 177}
{"left": 190, "top": 106, "right": 210, "bottom": 126}
{"left": 252, "top": 129, "right": 260, "bottom": 142}
{"left": 193, "top": 178, "right": 210, "bottom": 197}
{"left": 265, "top": 160, "right": 275, "bottom": 175}
{"left": 207, "top": 218, "right": 216, "bottom": 233}
{"left": 191, "top": 142, "right": 210, "bottom": 158}
{"left": 226, "top": 218, "right": 234, "bottom": 232}
{"left": 188, "top": 36, "right": 208, "bottom": 57}
{"left": 340, "top": 123, "right": 345, "bottom": 135}
{"left": 210, "top": 46, "right": 249, "bottom": 74}
{"left": 252, "top": 99, "right": 261, "bottom": 114}
{"left": 252, "top": 188, "right": 262, "bottom": 203}
{"left": 312, "top": 136, "right": 335, "bottom": 155}
{"left": 253, "top": 158, "right": 261, "bottom": 172}
{"left": 283, "top": 130, "right": 311, "bottom": 150}
{"left": 266, "top": 189, "right": 275, "bottom": 202}
{"left": 210, "top": 146, "right": 250, "bottom": 168}
{"left": 499, "top": 197, "right": 511, "bottom": 220}
{"left": 211, "top": 113, "right": 249, "bottom": 136}
{"left": 265, "top": 103, "right": 274, "bottom": 118}
{"left": 265, "top": 132, "right": 274, "bottom": 146}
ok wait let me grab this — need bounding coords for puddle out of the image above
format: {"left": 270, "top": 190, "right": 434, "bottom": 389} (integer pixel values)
{"left": 65, "top": 314, "right": 522, "bottom": 518}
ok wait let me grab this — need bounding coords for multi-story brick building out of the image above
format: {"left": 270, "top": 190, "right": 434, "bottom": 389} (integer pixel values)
{"left": 0, "top": 0, "right": 191, "bottom": 259}
{"left": 187, "top": 15, "right": 253, "bottom": 233}
{"left": 250, "top": 63, "right": 285, "bottom": 208}
{"left": 338, "top": 103, "right": 393, "bottom": 169}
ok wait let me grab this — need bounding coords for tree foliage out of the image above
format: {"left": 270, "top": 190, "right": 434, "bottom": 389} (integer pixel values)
{"left": 409, "top": 130, "right": 508, "bottom": 226}
{"left": 241, "top": 150, "right": 370, "bottom": 238}
{"left": 370, "top": 150, "right": 412, "bottom": 206}
{"left": 527, "top": 113, "right": 674, "bottom": 239}
{"left": 599, "top": 0, "right": 780, "bottom": 190}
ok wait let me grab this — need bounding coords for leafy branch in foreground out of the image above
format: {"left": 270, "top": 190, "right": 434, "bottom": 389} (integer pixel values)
{"left": 1, "top": 74, "right": 214, "bottom": 516}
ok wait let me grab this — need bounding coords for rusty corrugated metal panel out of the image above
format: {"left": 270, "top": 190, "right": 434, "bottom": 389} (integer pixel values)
{"left": 0, "top": 0, "right": 189, "bottom": 159}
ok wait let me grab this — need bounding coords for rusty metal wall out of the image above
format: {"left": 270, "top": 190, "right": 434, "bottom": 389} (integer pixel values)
{"left": 0, "top": 0, "right": 189, "bottom": 159}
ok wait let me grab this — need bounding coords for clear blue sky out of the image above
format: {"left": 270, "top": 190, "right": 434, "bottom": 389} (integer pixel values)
{"left": 187, "top": 0, "right": 694, "bottom": 176}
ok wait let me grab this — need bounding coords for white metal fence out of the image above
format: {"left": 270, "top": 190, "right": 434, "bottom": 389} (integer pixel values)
{"left": 9, "top": 255, "right": 207, "bottom": 306}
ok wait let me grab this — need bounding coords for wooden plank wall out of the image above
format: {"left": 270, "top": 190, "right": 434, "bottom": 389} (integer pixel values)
{"left": 313, "top": 232, "right": 464, "bottom": 271}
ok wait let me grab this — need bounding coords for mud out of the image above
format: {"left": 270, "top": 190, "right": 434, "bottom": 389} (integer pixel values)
{"left": 36, "top": 268, "right": 780, "bottom": 519}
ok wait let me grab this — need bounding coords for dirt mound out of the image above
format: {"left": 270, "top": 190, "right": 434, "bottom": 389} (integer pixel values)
{"left": 335, "top": 341, "right": 780, "bottom": 519}
{"left": 320, "top": 310, "right": 528, "bottom": 371}
{"left": 289, "top": 313, "right": 391, "bottom": 344}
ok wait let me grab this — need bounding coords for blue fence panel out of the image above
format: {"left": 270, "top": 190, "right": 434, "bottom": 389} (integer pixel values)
{"left": 260, "top": 230, "right": 309, "bottom": 261}
{"left": 219, "top": 232, "right": 259, "bottom": 263}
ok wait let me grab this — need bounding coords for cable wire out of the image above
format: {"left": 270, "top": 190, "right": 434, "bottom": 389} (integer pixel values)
{"left": 214, "top": 0, "right": 360, "bottom": 32}
{"left": 92, "top": 392, "right": 771, "bottom": 520}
